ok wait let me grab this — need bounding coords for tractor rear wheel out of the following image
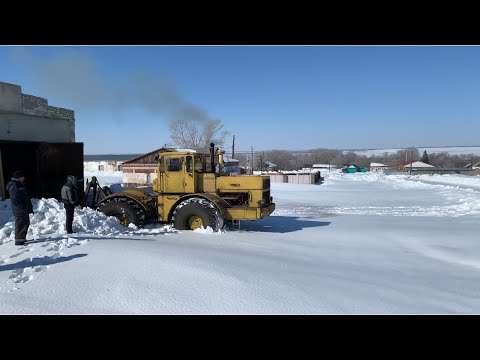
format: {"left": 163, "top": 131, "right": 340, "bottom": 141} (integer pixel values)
{"left": 98, "top": 197, "right": 146, "bottom": 228}
{"left": 172, "top": 198, "right": 224, "bottom": 231}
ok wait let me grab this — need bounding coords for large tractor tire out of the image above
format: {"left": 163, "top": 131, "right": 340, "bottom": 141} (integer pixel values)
{"left": 98, "top": 197, "right": 146, "bottom": 228}
{"left": 172, "top": 198, "right": 224, "bottom": 231}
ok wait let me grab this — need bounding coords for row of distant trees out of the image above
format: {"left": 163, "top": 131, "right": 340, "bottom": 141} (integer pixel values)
{"left": 232, "top": 148, "right": 477, "bottom": 171}
{"left": 168, "top": 119, "right": 476, "bottom": 171}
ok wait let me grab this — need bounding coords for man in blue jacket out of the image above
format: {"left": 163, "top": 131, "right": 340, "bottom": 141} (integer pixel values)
{"left": 6, "top": 170, "right": 34, "bottom": 246}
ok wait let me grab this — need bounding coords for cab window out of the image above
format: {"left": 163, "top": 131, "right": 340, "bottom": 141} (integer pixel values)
{"left": 167, "top": 158, "right": 182, "bottom": 172}
{"left": 186, "top": 156, "right": 193, "bottom": 173}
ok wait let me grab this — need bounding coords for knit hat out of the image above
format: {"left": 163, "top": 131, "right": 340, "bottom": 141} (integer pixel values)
{"left": 13, "top": 170, "right": 25, "bottom": 178}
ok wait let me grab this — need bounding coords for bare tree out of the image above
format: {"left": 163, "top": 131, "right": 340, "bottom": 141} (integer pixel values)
{"left": 169, "top": 118, "right": 229, "bottom": 150}
{"left": 201, "top": 118, "right": 229, "bottom": 149}
{"left": 168, "top": 119, "right": 201, "bottom": 148}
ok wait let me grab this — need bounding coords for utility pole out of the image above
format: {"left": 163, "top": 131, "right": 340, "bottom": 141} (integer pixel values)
{"left": 251, "top": 146, "right": 254, "bottom": 175}
{"left": 409, "top": 150, "right": 414, "bottom": 175}
{"left": 232, "top": 135, "right": 235, "bottom": 159}
{"left": 257, "top": 153, "right": 264, "bottom": 172}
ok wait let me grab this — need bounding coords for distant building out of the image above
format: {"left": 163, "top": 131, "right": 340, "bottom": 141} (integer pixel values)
{"left": 84, "top": 154, "right": 140, "bottom": 172}
{"left": 223, "top": 155, "right": 240, "bottom": 167}
{"left": 343, "top": 164, "right": 368, "bottom": 173}
{"left": 384, "top": 160, "right": 474, "bottom": 175}
{"left": 313, "top": 164, "right": 338, "bottom": 170}
{"left": 264, "top": 161, "right": 278, "bottom": 171}
{"left": 469, "top": 161, "right": 480, "bottom": 175}
{"left": 390, "top": 160, "right": 435, "bottom": 171}
{"left": 465, "top": 160, "right": 480, "bottom": 169}
{"left": 370, "top": 162, "right": 388, "bottom": 173}
{"left": 121, "top": 148, "right": 173, "bottom": 186}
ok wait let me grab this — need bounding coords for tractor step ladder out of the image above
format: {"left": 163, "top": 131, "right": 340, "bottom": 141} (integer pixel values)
{"left": 232, "top": 220, "right": 241, "bottom": 230}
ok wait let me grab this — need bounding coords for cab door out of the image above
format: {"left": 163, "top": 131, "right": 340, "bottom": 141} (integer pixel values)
{"left": 163, "top": 156, "right": 184, "bottom": 193}
{"left": 184, "top": 155, "right": 195, "bottom": 193}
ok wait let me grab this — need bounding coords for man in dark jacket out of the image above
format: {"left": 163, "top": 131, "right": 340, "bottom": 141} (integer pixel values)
{"left": 61, "top": 175, "right": 78, "bottom": 234}
{"left": 6, "top": 170, "right": 34, "bottom": 246}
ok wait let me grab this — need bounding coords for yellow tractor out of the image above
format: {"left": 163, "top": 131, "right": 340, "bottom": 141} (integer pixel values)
{"left": 96, "top": 144, "right": 275, "bottom": 230}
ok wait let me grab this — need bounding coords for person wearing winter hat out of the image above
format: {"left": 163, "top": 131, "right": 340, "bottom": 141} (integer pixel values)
{"left": 61, "top": 175, "right": 78, "bottom": 234}
{"left": 6, "top": 170, "right": 34, "bottom": 245}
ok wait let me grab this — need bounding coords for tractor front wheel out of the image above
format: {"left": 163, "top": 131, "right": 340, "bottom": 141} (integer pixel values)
{"left": 98, "top": 197, "right": 146, "bottom": 228}
{"left": 172, "top": 198, "right": 224, "bottom": 231}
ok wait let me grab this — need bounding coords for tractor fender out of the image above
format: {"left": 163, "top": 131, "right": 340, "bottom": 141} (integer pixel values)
{"left": 168, "top": 193, "right": 229, "bottom": 222}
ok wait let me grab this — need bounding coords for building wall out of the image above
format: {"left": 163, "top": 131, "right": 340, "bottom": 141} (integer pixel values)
{"left": 122, "top": 164, "right": 158, "bottom": 186}
{"left": 0, "top": 113, "right": 72, "bottom": 142}
{"left": 0, "top": 82, "right": 22, "bottom": 112}
{"left": 84, "top": 161, "right": 124, "bottom": 172}
{"left": 286, "top": 173, "right": 320, "bottom": 184}
{"left": 370, "top": 166, "right": 386, "bottom": 173}
{"left": 0, "top": 82, "right": 75, "bottom": 142}
{"left": 269, "top": 174, "right": 288, "bottom": 183}
{"left": 123, "top": 172, "right": 158, "bottom": 186}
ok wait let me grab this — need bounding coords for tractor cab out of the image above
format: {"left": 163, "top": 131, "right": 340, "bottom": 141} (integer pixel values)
{"left": 152, "top": 147, "right": 219, "bottom": 195}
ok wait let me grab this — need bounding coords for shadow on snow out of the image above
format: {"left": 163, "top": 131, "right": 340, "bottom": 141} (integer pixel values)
{"left": 231, "top": 215, "right": 331, "bottom": 233}
{"left": 0, "top": 253, "right": 87, "bottom": 272}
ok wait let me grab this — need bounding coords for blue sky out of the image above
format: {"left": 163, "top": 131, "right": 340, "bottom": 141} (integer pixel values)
{"left": 1, "top": 46, "right": 480, "bottom": 154}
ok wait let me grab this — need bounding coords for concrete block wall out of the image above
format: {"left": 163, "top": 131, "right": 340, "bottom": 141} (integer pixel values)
{"left": 22, "top": 94, "right": 75, "bottom": 142}
{"left": 0, "top": 81, "right": 75, "bottom": 142}
{"left": 0, "top": 82, "right": 22, "bottom": 112}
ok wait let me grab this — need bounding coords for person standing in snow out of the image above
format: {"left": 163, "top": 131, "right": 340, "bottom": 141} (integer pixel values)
{"left": 6, "top": 170, "right": 34, "bottom": 246}
{"left": 61, "top": 175, "right": 78, "bottom": 234}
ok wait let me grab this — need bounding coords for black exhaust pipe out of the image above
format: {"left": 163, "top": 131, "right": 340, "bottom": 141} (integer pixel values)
{"left": 210, "top": 143, "right": 215, "bottom": 173}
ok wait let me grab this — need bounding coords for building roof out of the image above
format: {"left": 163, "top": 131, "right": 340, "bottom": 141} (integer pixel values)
{"left": 465, "top": 160, "right": 480, "bottom": 168}
{"left": 123, "top": 147, "right": 178, "bottom": 164}
{"left": 370, "top": 162, "right": 387, "bottom": 167}
{"left": 223, "top": 155, "right": 239, "bottom": 163}
{"left": 397, "top": 160, "right": 435, "bottom": 168}
{"left": 84, "top": 154, "right": 141, "bottom": 161}
{"left": 348, "top": 163, "right": 366, "bottom": 169}
{"left": 313, "top": 164, "right": 335, "bottom": 168}
{"left": 265, "top": 161, "right": 277, "bottom": 167}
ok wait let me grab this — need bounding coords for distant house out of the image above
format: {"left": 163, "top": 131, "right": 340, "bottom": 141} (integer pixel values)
{"left": 122, "top": 148, "right": 171, "bottom": 186}
{"left": 313, "top": 164, "right": 338, "bottom": 170}
{"left": 370, "top": 162, "right": 388, "bottom": 173}
{"left": 343, "top": 164, "right": 367, "bottom": 173}
{"left": 383, "top": 160, "right": 476, "bottom": 175}
{"left": 264, "top": 161, "right": 278, "bottom": 171}
{"left": 223, "top": 155, "right": 240, "bottom": 167}
{"left": 470, "top": 161, "right": 480, "bottom": 175}
{"left": 390, "top": 160, "right": 435, "bottom": 171}
{"left": 465, "top": 160, "right": 480, "bottom": 169}
{"left": 84, "top": 154, "right": 140, "bottom": 172}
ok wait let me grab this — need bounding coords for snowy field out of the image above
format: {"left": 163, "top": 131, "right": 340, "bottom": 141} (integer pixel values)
{"left": 1, "top": 171, "right": 480, "bottom": 314}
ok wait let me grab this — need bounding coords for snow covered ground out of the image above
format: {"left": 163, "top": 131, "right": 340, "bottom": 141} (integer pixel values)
{"left": 1, "top": 171, "right": 480, "bottom": 314}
